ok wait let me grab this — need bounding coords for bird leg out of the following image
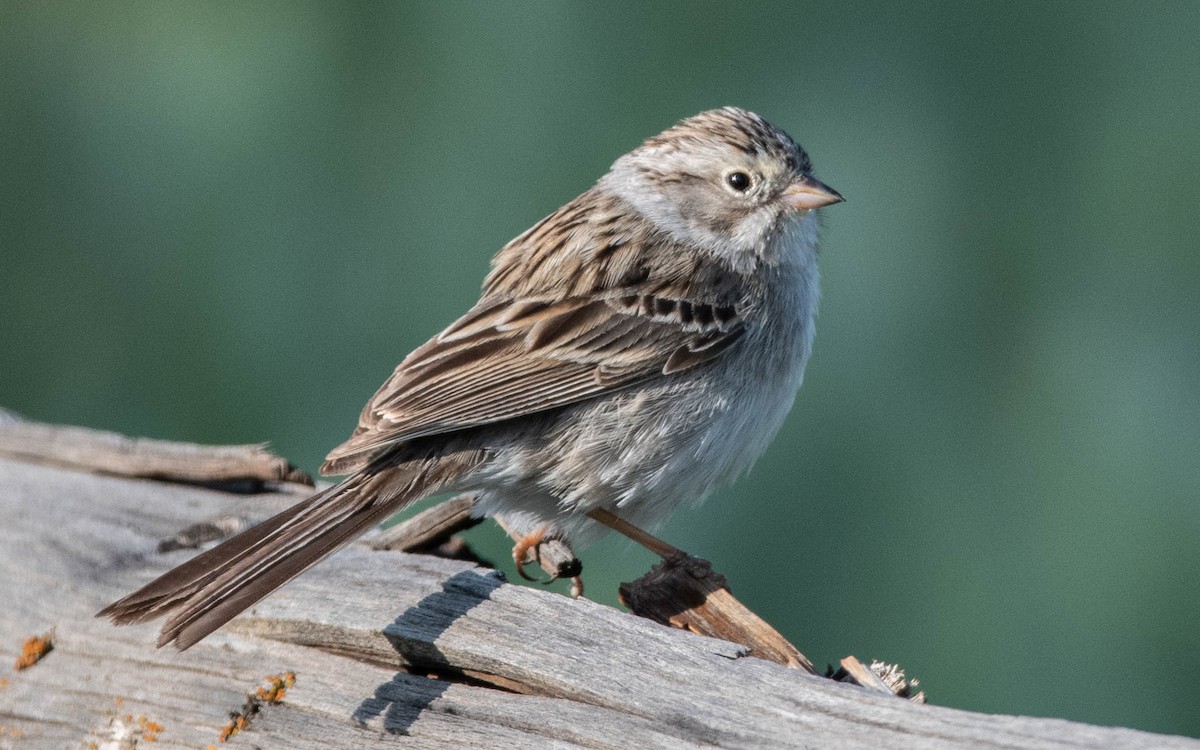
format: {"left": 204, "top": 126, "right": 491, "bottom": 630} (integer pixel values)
{"left": 585, "top": 508, "right": 681, "bottom": 559}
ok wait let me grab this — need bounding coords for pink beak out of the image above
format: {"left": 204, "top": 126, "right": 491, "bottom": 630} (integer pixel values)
{"left": 783, "top": 175, "right": 844, "bottom": 210}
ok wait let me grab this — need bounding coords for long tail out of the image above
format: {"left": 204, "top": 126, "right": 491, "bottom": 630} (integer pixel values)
{"left": 98, "top": 453, "right": 475, "bottom": 650}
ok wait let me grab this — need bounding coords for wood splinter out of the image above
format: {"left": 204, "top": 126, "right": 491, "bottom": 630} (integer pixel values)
{"left": 831, "top": 656, "right": 926, "bottom": 703}
{"left": 0, "top": 408, "right": 312, "bottom": 490}
{"left": 370, "top": 494, "right": 486, "bottom": 563}
{"left": 587, "top": 508, "right": 815, "bottom": 672}
{"left": 589, "top": 508, "right": 923, "bottom": 696}
{"left": 604, "top": 532, "right": 817, "bottom": 673}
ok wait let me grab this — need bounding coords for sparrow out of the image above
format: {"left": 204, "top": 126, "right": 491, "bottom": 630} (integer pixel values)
{"left": 99, "top": 107, "right": 843, "bottom": 649}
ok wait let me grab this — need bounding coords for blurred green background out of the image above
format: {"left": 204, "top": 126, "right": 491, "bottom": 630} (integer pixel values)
{"left": 3, "top": 0, "right": 1198, "bottom": 737}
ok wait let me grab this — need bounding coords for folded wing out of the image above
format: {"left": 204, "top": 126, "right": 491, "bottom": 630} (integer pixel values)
{"left": 321, "top": 292, "right": 744, "bottom": 475}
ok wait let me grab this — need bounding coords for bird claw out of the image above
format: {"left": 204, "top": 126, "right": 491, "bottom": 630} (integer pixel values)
{"left": 511, "top": 527, "right": 547, "bottom": 582}
{"left": 510, "top": 527, "right": 584, "bottom": 596}
{"left": 516, "top": 563, "right": 541, "bottom": 582}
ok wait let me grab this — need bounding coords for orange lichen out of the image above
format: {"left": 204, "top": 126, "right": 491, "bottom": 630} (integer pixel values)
{"left": 218, "top": 714, "right": 247, "bottom": 742}
{"left": 216, "top": 673, "right": 296, "bottom": 742}
{"left": 13, "top": 631, "right": 54, "bottom": 670}
{"left": 255, "top": 672, "right": 296, "bottom": 703}
{"left": 138, "top": 715, "right": 165, "bottom": 742}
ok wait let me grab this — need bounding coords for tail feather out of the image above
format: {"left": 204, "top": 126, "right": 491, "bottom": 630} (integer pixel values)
{"left": 99, "top": 445, "right": 486, "bottom": 649}
{"left": 98, "top": 466, "right": 424, "bottom": 649}
{"left": 96, "top": 488, "right": 333, "bottom": 625}
{"left": 161, "top": 486, "right": 403, "bottom": 649}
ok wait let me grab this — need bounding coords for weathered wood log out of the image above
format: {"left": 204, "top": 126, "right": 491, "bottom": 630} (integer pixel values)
{"left": 1, "top": 453, "right": 1196, "bottom": 748}
{"left": 0, "top": 407, "right": 311, "bottom": 490}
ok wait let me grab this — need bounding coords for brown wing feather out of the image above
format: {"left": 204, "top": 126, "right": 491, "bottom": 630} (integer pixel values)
{"left": 321, "top": 294, "right": 743, "bottom": 475}
{"left": 321, "top": 190, "right": 749, "bottom": 477}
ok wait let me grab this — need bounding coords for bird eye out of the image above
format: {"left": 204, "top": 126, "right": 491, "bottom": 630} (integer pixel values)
{"left": 725, "top": 171, "right": 752, "bottom": 192}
